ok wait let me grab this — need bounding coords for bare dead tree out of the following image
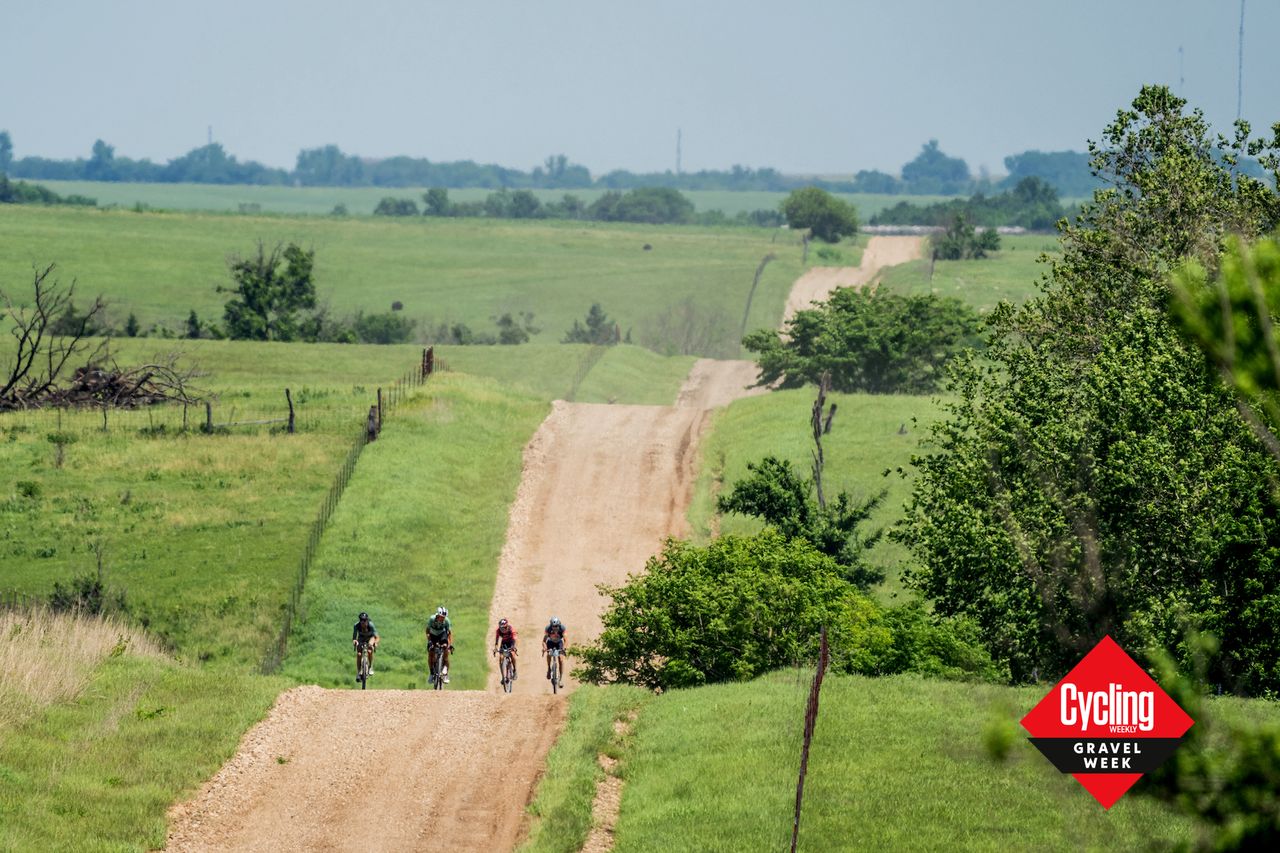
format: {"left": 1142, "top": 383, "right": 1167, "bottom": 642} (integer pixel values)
{"left": 1, "top": 264, "right": 108, "bottom": 409}
{"left": 810, "top": 371, "right": 834, "bottom": 508}
{"left": 3, "top": 265, "right": 205, "bottom": 410}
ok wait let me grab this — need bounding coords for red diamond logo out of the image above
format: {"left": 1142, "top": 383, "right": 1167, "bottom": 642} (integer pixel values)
{"left": 1020, "top": 635, "right": 1194, "bottom": 808}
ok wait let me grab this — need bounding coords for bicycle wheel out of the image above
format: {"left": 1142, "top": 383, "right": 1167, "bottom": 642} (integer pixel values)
{"left": 433, "top": 649, "right": 445, "bottom": 691}
{"left": 502, "top": 654, "right": 514, "bottom": 693}
{"left": 359, "top": 648, "right": 370, "bottom": 690}
{"left": 551, "top": 653, "right": 559, "bottom": 695}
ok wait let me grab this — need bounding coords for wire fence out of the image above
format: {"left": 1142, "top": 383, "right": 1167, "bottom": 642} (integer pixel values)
{"left": 0, "top": 590, "right": 41, "bottom": 613}
{"left": 258, "top": 348, "right": 436, "bottom": 674}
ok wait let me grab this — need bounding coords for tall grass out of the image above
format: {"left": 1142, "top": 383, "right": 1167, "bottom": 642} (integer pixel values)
{"left": 0, "top": 607, "right": 164, "bottom": 727}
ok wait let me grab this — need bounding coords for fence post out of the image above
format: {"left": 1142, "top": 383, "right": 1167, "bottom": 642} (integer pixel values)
{"left": 377, "top": 388, "right": 384, "bottom": 428}
{"left": 425, "top": 346, "right": 434, "bottom": 377}
{"left": 791, "top": 626, "right": 830, "bottom": 853}
{"left": 367, "top": 406, "right": 378, "bottom": 442}
{"left": 204, "top": 401, "right": 213, "bottom": 433}
{"left": 285, "top": 388, "right": 296, "bottom": 434}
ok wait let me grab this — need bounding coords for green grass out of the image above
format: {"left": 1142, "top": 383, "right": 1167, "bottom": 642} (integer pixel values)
{"left": 0, "top": 205, "right": 801, "bottom": 359}
{"left": 521, "top": 685, "right": 651, "bottom": 853}
{"left": 0, "top": 652, "right": 284, "bottom": 852}
{"left": 280, "top": 374, "right": 549, "bottom": 690}
{"left": 602, "top": 672, "right": 1280, "bottom": 852}
{"left": 32, "top": 180, "right": 953, "bottom": 221}
{"left": 876, "top": 234, "right": 1059, "bottom": 313}
{"left": 688, "top": 389, "right": 941, "bottom": 600}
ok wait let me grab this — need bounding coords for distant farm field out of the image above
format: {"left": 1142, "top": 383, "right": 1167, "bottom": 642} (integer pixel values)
{"left": 0, "top": 205, "right": 806, "bottom": 358}
{"left": 876, "top": 233, "right": 1059, "bottom": 312}
{"left": 30, "top": 180, "right": 953, "bottom": 220}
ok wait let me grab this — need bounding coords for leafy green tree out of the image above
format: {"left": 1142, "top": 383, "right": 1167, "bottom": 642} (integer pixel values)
{"left": 351, "top": 311, "right": 416, "bottom": 344}
{"left": 896, "top": 85, "right": 1280, "bottom": 692}
{"left": 901, "top": 139, "right": 972, "bottom": 194}
{"left": 717, "top": 456, "right": 884, "bottom": 587}
{"left": 185, "top": 310, "right": 202, "bottom": 339}
{"left": 294, "top": 144, "right": 364, "bottom": 185}
{"left": 1002, "top": 150, "right": 1099, "bottom": 197}
{"left": 932, "top": 214, "right": 1000, "bottom": 259}
{"left": 494, "top": 311, "right": 538, "bottom": 345}
{"left": 373, "top": 197, "right": 419, "bottom": 216}
{"left": 744, "top": 288, "right": 981, "bottom": 393}
{"left": 221, "top": 242, "right": 317, "bottom": 341}
{"left": 576, "top": 531, "right": 996, "bottom": 689}
{"left": 779, "top": 186, "right": 858, "bottom": 243}
{"left": 124, "top": 312, "right": 140, "bottom": 338}
{"left": 85, "top": 140, "right": 116, "bottom": 181}
{"left": 562, "top": 303, "right": 618, "bottom": 345}
{"left": 0, "top": 130, "right": 12, "bottom": 174}
{"left": 422, "top": 187, "right": 451, "bottom": 216}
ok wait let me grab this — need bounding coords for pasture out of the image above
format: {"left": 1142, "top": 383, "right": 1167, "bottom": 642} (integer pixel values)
{"left": 30, "top": 179, "right": 953, "bottom": 221}
{"left": 875, "top": 233, "right": 1059, "bottom": 312}
{"left": 527, "top": 676, "right": 1280, "bottom": 852}
{"left": 0, "top": 204, "right": 803, "bottom": 359}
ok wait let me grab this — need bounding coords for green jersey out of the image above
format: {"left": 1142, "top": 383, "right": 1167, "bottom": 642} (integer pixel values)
{"left": 426, "top": 616, "right": 452, "bottom": 640}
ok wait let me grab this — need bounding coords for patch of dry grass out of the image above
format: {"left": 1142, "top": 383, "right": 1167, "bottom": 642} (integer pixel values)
{"left": 0, "top": 607, "right": 164, "bottom": 727}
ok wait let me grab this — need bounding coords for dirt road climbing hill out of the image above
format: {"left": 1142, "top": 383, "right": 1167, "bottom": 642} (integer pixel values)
{"left": 782, "top": 235, "right": 925, "bottom": 326}
{"left": 164, "top": 238, "right": 925, "bottom": 852}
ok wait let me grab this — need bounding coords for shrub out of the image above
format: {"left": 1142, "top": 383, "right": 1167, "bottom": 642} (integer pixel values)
{"left": 373, "top": 197, "right": 419, "bottom": 216}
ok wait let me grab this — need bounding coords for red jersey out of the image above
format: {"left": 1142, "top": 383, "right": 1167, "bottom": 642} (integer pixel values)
{"left": 494, "top": 625, "right": 517, "bottom": 645}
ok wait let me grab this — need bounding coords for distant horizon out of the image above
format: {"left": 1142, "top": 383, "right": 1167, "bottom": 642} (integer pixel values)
{"left": 3, "top": 1, "right": 1276, "bottom": 177}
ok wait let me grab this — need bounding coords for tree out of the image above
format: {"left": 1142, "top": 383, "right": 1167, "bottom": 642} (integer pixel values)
{"left": 576, "top": 531, "right": 997, "bottom": 690}
{"left": 221, "top": 242, "right": 317, "bottom": 341}
{"left": 1, "top": 265, "right": 107, "bottom": 408}
{"left": 743, "top": 288, "right": 981, "bottom": 393}
{"left": 494, "top": 311, "right": 539, "bottom": 344}
{"left": 932, "top": 214, "right": 1000, "bottom": 259}
{"left": 351, "top": 311, "right": 416, "bottom": 344}
{"left": 185, "top": 310, "right": 202, "bottom": 339}
{"left": 563, "top": 303, "right": 618, "bottom": 345}
{"left": 717, "top": 456, "right": 884, "bottom": 587}
{"left": 779, "top": 187, "right": 858, "bottom": 243}
{"left": 294, "top": 145, "right": 364, "bottom": 185}
{"left": 373, "top": 197, "right": 419, "bottom": 216}
{"left": 125, "top": 312, "right": 140, "bottom": 338}
{"left": 896, "top": 86, "right": 1280, "bottom": 693}
{"left": 85, "top": 140, "right": 116, "bottom": 181}
{"left": 1, "top": 130, "right": 14, "bottom": 174}
{"left": 900, "top": 139, "right": 971, "bottom": 194}
{"left": 422, "top": 187, "right": 451, "bottom": 216}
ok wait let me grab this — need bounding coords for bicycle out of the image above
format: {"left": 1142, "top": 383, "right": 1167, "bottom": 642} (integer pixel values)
{"left": 496, "top": 647, "right": 517, "bottom": 693}
{"left": 547, "top": 645, "right": 563, "bottom": 694}
{"left": 356, "top": 642, "right": 373, "bottom": 690}
{"left": 429, "top": 641, "right": 452, "bottom": 690}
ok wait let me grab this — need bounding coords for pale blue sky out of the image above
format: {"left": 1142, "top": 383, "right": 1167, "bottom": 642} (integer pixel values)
{"left": 3, "top": 0, "right": 1276, "bottom": 176}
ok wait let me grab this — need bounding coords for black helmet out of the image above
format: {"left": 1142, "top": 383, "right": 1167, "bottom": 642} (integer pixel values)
{"left": 359, "top": 612, "right": 369, "bottom": 621}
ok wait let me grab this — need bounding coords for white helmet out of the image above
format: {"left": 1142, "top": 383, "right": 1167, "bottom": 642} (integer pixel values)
{"left": 550, "top": 616, "right": 561, "bottom": 626}
{"left": 435, "top": 606, "right": 448, "bottom": 617}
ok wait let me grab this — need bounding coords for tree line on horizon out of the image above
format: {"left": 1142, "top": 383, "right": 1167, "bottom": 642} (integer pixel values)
{"left": 0, "top": 129, "right": 1107, "bottom": 198}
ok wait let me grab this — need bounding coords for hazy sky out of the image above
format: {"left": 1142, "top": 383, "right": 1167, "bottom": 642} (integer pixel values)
{"left": 4, "top": 0, "right": 1277, "bottom": 177}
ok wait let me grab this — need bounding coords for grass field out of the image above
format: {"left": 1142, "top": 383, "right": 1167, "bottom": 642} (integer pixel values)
{"left": 688, "top": 388, "right": 942, "bottom": 600}
{"left": 520, "top": 675, "right": 1280, "bottom": 853}
{"left": 280, "top": 374, "right": 550, "bottom": 690}
{"left": 875, "top": 233, "right": 1058, "bottom": 313}
{"left": 31, "top": 180, "right": 954, "bottom": 221}
{"left": 0, "top": 638, "right": 284, "bottom": 852}
{"left": 0, "top": 205, "right": 802, "bottom": 359}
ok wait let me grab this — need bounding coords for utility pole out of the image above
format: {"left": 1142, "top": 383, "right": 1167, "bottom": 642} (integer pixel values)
{"left": 1237, "top": 0, "right": 1245, "bottom": 122}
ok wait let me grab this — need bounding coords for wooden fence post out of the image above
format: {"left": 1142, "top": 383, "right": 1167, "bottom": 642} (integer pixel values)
{"left": 791, "top": 626, "right": 830, "bottom": 853}
{"left": 425, "top": 346, "right": 435, "bottom": 377}
{"left": 205, "top": 401, "right": 213, "bottom": 433}
{"left": 377, "top": 388, "right": 384, "bottom": 427}
{"left": 285, "top": 388, "right": 296, "bottom": 434}
{"left": 367, "top": 406, "right": 378, "bottom": 442}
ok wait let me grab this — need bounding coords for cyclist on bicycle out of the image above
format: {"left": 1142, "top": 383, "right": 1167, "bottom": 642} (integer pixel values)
{"left": 543, "top": 616, "right": 566, "bottom": 685}
{"left": 492, "top": 617, "right": 518, "bottom": 681}
{"left": 352, "top": 611, "right": 379, "bottom": 683}
{"left": 426, "top": 606, "right": 453, "bottom": 684}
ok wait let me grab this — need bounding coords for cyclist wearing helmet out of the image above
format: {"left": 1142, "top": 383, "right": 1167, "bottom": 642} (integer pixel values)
{"left": 542, "top": 616, "right": 566, "bottom": 684}
{"left": 353, "top": 612, "right": 379, "bottom": 682}
{"left": 492, "top": 618, "right": 518, "bottom": 681}
{"left": 426, "top": 606, "right": 453, "bottom": 684}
